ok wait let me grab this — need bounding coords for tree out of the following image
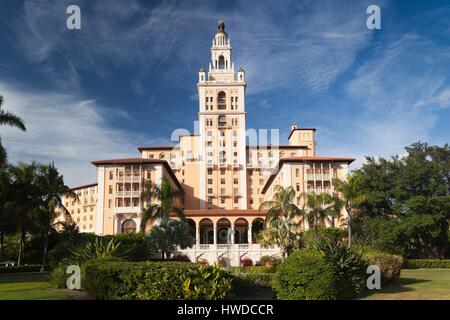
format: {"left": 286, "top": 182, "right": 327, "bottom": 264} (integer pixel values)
{"left": 0, "top": 169, "right": 14, "bottom": 260}
{"left": 334, "top": 173, "right": 366, "bottom": 247}
{"left": 300, "top": 192, "right": 334, "bottom": 240}
{"left": 0, "top": 95, "right": 26, "bottom": 167}
{"left": 148, "top": 219, "right": 193, "bottom": 260}
{"left": 8, "top": 162, "right": 40, "bottom": 266}
{"left": 36, "top": 162, "right": 76, "bottom": 272}
{"left": 259, "top": 185, "right": 302, "bottom": 258}
{"left": 140, "top": 177, "right": 185, "bottom": 232}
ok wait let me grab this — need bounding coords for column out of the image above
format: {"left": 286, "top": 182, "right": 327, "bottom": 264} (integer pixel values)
{"left": 196, "top": 222, "right": 200, "bottom": 246}
{"left": 247, "top": 222, "right": 252, "bottom": 245}
{"left": 213, "top": 223, "right": 217, "bottom": 245}
{"left": 231, "top": 225, "right": 235, "bottom": 244}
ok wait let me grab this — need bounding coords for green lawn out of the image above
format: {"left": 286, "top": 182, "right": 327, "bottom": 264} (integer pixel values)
{"left": 362, "top": 269, "right": 450, "bottom": 300}
{"left": 0, "top": 272, "right": 84, "bottom": 300}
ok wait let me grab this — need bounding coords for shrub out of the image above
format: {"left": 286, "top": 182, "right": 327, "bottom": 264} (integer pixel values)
{"left": 0, "top": 265, "right": 41, "bottom": 274}
{"left": 197, "top": 258, "right": 208, "bottom": 265}
{"left": 50, "top": 266, "right": 67, "bottom": 288}
{"left": 70, "top": 238, "right": 125, "bottom": 265}
{"left": 260, "top": 255, "right": 281, "bottom": 268}
{"left": 170, "top": 254, "right": 191, "bottom": 262}
{"left": 240, "top": 257, "right": 253, "bottom": 266}
{"left": 105, "top": 233, "right": 155, "bottom": 261}
{"left": 315, "top": 240, "right": 368, "bottom": 297}
{"left": 83, "top": 260, "right": 232, "bottom": 300}
{"left": 362, "top": 249, "right": 403, "bottom": 284}
{"left": 232, "top": 273, "right": 275, "bottom": 297}
{"left": 231, "top": 266, "right": 275, "bottom": 274}
{"left": 404, "top": 259, "right": 450, "bottom": 269}
{"left": 275, "top": 250, "right": 342, "bottom": 300}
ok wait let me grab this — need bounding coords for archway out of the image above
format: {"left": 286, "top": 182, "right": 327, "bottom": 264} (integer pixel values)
{"left": 234, "top": 218, "right": 249, "bottom": 244}
{"left": 186, "top": 218, "right": 196, "bottom": 240}
{"left": 121, "top": 219, "right": 136, "bottom": 234}
{"left": 199, "top": 218, "right": 213, "bottom": 244}
{"left": 216, "top": 218, "right": 232, "bottom": 244}
{"left": 251, "top": 218, "right": 264, "bottom": 244}
{"left": 218, "top": 55, "right": 225, "bottom": 69}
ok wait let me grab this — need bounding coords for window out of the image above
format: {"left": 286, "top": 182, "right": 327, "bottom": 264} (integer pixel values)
{"left": 234, "top": 197, "right": 239, "bottom": 204}
{"left": 149, "top": 154, "right": 154, "bottom": 159}
{"left": 122, "top": 219, "right": 136, "bottom": 234}
{"left": 108, "top": 199, "right": 112, "bottom": 208}
{"left": 208, "top": 168, "right": 213, "bottom": 175}
{"left": 220, "top": 169, "right": 225, "bottom": 175}
{"left": 233, "top": 178, "right": 238, "bottom": 184}
{"left": 220, "top": 178, "right": 225, "bottom": 185}
{"left": 208, "top": 188, "right": 213, "bottom": 194}
{"left": 207, "top": 141, "right": 213, "bottom": 147}
{"left": 220, "top": 198, "right": 226, "bottom": 204}
{"left": 208, "top": 179, "right": 213, "bottom": 184}
{"left": 296, "top": 184, "right": 300, "bottom": 192}
{"left": 220, "top": 188, "right": 226, "bottom": 195}
{"left": 159, "top": 153, "right": 165, "bottom": 159}
{"left": 208, "top": 197, "right": 213, "bottom": 205}
{"left": 296, "top": 168, "right": 300, "bottom": 177}
{"left": 90, "top": 215, "right": 93, "bottom": 221}
{"left": 109, "top": 171, "right": 114, "bottom": 179}
{"left": 109, "top": 185, "right": 113, "bottom": 194}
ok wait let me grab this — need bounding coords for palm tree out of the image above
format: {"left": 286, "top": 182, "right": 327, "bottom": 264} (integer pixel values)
{"left": 9, "top": 162, "right": 40, "bottom": 266}
{"left": 0, "top": 169, "right": 14, "bottom": 260}
{"left": 259, "top": 185, "right": 302, "bottom": 259}
{"left": 333, "top": 173, "right": 366, "bottom": 247}
{"left": 37, "top": 162, "right": 76, "bottom": 272}
{"left": 300, "top": 192, "right": 334, "bottom": 240}
{"left": 140, "top": 177, "right": 185, "bottom": 232}
{"left": 0, "top": 95, "right": 26, "bottom": 167}
{"left": 329, "top": 195, "right": 345, "bottom": 228}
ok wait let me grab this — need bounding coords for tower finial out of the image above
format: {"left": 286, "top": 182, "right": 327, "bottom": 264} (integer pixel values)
{"left": 217, "top": 20, "right": 225, "bottom": 32}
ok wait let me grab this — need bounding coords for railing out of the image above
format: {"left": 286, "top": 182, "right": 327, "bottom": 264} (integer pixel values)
{"left": 117, "top": 176, "right": 141, "bottom": 182}
{"left": 116, "top": 191, "right": 140, "bottom": 197}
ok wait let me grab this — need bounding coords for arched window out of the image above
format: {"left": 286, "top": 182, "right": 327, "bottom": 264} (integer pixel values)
{"left": 218, "top": 91, "right": 226, "bottom": 109}
{"left": 218, "top": 55, "right": 225, "bottom": 69}
{"left": 122, "top": 219, "right": 136, "bottom": 234}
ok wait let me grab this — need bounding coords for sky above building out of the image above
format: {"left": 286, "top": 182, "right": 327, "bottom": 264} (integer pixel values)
{"left": 0, "top": 0, "right": 449, "bottom": 186}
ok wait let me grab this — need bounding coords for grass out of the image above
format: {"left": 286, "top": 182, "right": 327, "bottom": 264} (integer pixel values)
{"left": 0, "top": 272, "right": 83, "bottom": 300}
{"left": 362, "top": 268, "right": 450, "bottom": 300}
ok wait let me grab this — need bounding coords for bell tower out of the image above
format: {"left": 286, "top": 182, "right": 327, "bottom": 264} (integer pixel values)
{"left": 197, "top": 21, "right": 247, "bottom": 210}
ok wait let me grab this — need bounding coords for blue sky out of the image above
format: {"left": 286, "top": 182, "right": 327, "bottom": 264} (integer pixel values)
{"left": 0, "top": 0, "right": 449, "bottom": 186}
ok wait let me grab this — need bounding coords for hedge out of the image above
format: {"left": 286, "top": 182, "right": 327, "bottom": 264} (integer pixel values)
{"left": 404, "top": 259, "right": 450, "bottom": 269}
{"left": 83, "top": 259, "right": 233, "bottom": 300}
{"left": 0, "top": 265, "right": 41, "bottom": 274}
{"left": 362, "top": 250, "right": 404, "bottom": 284}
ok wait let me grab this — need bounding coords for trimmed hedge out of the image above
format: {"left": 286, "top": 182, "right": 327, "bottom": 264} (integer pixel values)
{"left": 0, "top": 265, "right": 41, "bottom": 274}
{"left": 275, "top": 250, "right": 343, "bottom": 300}
{"left": 83, "top": 259, "right": 233, "bottom": 300}
{"left": 232, "top": 273, "right": 275, "bottom": 297}
{"left": 404, "top": 259, "right": 450, "bottom": 269}
{"left": 362, "top": 250, "right": 404, "bottom": 284}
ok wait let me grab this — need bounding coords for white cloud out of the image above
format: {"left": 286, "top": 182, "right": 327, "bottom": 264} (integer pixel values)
{"left": 0, "top": 81, "right": 169, "bottom": 187}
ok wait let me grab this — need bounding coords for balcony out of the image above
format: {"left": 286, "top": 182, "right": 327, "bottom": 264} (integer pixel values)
{"left": 117, "top": 176, "right": 141, "bottom": 183}
{"left": 116, "top": 191, "right": 140, "bottom": 197}
{"left": 112, "top": 206, "right": 141, "bottom": 214}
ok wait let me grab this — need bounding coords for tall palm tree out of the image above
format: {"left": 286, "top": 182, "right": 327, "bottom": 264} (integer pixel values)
{"left": 300, "top": 192, "right": 334, "bottom": 240}
{"left": 259, "top": 185, "right": 302, "bottom": 258}
{"left": 140, "top": 177, "right": 185, "bottom": 232}
{"left": 0, "top": 169, "right": 14, "bottom": 260}
{"left": 0, "top": 95, "right": 26, "bottom": 167}
{"left": 9, "top": 162, "right": 40, "bottom": 266}
{"left": 37, "top": 162, "right": 76, "bottom": 272}
{"left": 334, "top": 173, "right": 366, "bottom": 247}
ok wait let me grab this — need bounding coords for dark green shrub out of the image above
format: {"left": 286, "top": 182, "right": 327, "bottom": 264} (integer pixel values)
{"left": 83, "top": 259, "right": 232, "bottom": 300}
{"left": 315, "top": 240, "right": 368, "bottom": 297}
{"left": 0, "top": 265, "right": 41, "bottom": 273}
{"left": 404, "top": 259, "right": 450, "bottom": 269}
{"left": 362, "top": 249, "right": 403, "bottom": 284}
{"left": 275, "top": 250, "right": 342, "bottom": 300}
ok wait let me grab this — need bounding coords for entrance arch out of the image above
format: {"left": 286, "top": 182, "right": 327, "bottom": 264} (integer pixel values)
{"left": 199, "top": 218, "right": 213, "bottom": 244}
{"left": 251, "top": 218, "right": 264, "bottom": 244}
{"left": 234, "top": 218, "right": 249, "bottom": 244}
{"left": 217, "top": 218, "right": 232, "bottom": 244}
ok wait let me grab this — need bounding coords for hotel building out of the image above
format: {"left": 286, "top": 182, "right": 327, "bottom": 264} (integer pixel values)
{"left": 61, "top": 21, "right": 354, "bottom": 265}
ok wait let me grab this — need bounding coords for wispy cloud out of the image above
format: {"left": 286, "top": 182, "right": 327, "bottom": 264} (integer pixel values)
{"left": 0, "top": 81, "right": 169, "bottom": 186}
